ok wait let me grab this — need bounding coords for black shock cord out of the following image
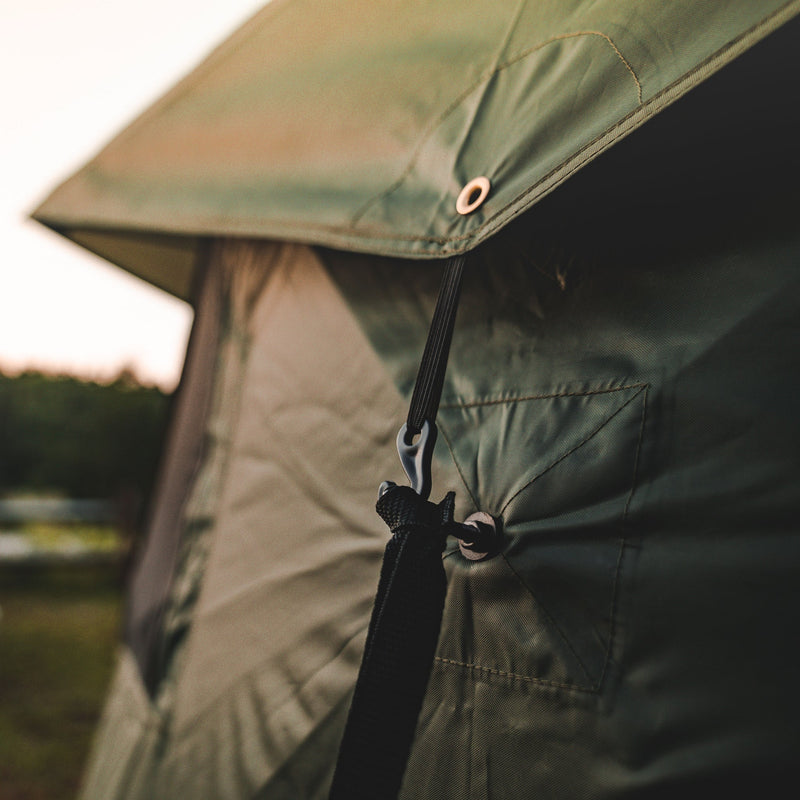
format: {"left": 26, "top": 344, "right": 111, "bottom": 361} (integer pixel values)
{"left": 405, "top": 253, "right": 466, "bottom": 439}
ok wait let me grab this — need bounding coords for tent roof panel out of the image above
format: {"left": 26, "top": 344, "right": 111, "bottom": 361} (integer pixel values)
{"left": 32, "top": 0, "right": 800, "bottom": 298}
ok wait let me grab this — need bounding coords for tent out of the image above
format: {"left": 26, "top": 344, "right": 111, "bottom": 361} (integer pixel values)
{"left": 33, "top": 1, "right": 800, "bottom": 797}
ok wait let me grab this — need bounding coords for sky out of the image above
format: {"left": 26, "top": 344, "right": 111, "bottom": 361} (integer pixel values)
{"left": 0, "top": 0, "right": 267, "bottom": 390}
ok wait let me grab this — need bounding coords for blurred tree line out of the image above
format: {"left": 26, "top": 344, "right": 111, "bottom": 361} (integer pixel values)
{"left": 0, "top": 369, "right": 171, "bottom": 507}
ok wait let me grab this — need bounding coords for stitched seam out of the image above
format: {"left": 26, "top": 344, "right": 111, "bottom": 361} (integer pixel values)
{"left": 593, "top": 30, "right": 643, "bottom": 103}
{"left": 434, "top": 657, "right": 598, "bottom": 693}
{"left": 499, "top": 552, "right": 594, "bottom": 687}
{"left": 624, "top": 385, "right": 649, "bottom": 521}
{"left": 500, "top": 386, "right": 647, "bottom": 515}
{"left": 351, "top": 30, "right": 642, "bottom": 225}
{"left": 595, "top": 386, "right": 649, "bottom": 690}
{"left": 441, "top": 382, "right": 647, "bottom": 410}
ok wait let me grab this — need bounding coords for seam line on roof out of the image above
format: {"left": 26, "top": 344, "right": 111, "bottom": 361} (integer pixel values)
{"left": 351, "top": 29, "right": 642, "bottom": 226}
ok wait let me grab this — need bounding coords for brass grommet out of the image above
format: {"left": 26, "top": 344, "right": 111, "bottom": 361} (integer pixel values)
{"left": 456, "top": 176, "right": 491, "bottom": 215}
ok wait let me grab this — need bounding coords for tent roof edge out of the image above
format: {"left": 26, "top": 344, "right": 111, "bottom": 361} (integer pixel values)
{"left": 31, "top": 0, "right": 800, "bottom": 296}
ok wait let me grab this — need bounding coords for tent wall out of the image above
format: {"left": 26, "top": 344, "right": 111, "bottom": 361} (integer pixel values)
{"left": 80, "top": 240, "right": 464, "bottom": 798}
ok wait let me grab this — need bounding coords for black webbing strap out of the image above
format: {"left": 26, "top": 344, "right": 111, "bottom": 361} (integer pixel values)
{"left": 405, "top": 253, "right": 466, "bottom": 438}
{"left": 328, "top": 487, "right": 454, "bottom": 800}
{"left": 328, "top": 256, "right": 469, "bottom": 800}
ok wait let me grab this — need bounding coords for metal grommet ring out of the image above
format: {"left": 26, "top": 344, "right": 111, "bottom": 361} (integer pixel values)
{"left": 456, "top": 176, "right": 491, "bottom": 215}
{"left": 459, "top": 510, "right": 497, "bottom": 561}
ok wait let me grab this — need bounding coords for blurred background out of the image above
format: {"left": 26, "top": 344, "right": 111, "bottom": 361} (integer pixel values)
{"left": 1, "top": 2, "right": 265, "bottom": 797}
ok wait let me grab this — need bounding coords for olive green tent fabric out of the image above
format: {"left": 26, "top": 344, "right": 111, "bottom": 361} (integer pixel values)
{"left": 35, "top": 2, "right": 800, "bottom": 798}
{"left": 33, "top": 0, "right": 800, "bottom": 298}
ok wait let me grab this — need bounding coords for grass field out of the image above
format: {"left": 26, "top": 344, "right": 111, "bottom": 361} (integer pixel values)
{"left": 0, "top": 563, "right": 123, "bottom": 800}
